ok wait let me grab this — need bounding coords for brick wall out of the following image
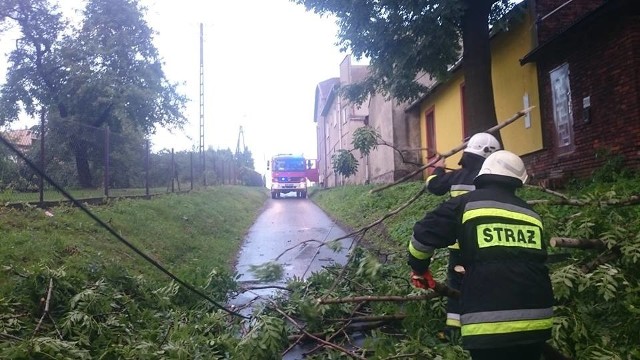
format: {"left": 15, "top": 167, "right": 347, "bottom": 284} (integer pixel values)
{"left": 535, "top": 0, "right": 604, "bottom": 44}
{"left": 523, "top": 10, "right": 640, "bottom": 186}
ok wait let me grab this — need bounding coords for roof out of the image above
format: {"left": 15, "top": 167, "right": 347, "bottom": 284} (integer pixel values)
{"left": 3, "top": 129, "right": 36, "bottom": 148}
{"left": 314, "top": 78, "right": 339, "bottom": 122}
{"left": 521, "top": 0, "right": 636, "bottom": 65}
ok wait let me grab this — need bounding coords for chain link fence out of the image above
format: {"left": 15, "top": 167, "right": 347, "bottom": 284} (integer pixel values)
{"left": 0, "top": 121, "right": 264, "bottom": 206}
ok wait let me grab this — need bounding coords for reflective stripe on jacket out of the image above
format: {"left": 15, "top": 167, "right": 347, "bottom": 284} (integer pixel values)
{"left": 411, "top": 183, "right": 553, "bottom": 349}
{"left": 425, "top": 152, "right": 485, "bottom": 250}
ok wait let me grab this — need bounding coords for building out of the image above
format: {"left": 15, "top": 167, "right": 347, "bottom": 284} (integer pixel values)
{"left": 406, "top": 1, "right": 544, "bottom": 175}
{"left": 314, "top": 56, "right": 369, "bottom": 187}
{"left": 3, "top": 128, "right": 37, "bottom": 153}
{"left": 314, "top": 56, "right": 428, "bottom": 187}
{"left": 520, "top": 0, "right": 640, "bottom": 184}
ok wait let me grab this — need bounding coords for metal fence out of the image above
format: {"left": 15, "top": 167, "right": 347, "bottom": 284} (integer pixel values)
{"left": 0, "top": 121, "right": 264, "bottom": 206}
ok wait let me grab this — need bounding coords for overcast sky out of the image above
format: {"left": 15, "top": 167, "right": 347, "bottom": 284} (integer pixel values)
{"left": 0, "top": 0, "right": 350, "bottom": 173}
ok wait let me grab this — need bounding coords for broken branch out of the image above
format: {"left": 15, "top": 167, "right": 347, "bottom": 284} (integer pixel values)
{"left": 33, "top": 278, "right": 53, "bottom": 335}
{"left": 321, "top": 188, "right": 426, "bottom": 299}
{"left": 271, "top": 303, "right": 366, "bottom": 359}
{"left": 320, "top": 292, "right": 446, "bottom": 305}
{"left": 550, "top": 237, "right": 606, "bottom": 250}
{"left": 327, "top": 314, "right": 407, "bottom": 323}
{"left": 525, "top": 184, "right": 569, "bottom": 200}
{"left": 528, "top": 195, "right": 640, "bottom": 206}
{"left": 580, "top": 250, "right": 621, "bottom": 274}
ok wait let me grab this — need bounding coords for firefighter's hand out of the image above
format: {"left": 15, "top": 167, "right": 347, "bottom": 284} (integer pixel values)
{"left": 433, "top": 157, "right": 445, "bottom": 169}
{"left": 411, "top": 270, "right": 436, "bottom": 289}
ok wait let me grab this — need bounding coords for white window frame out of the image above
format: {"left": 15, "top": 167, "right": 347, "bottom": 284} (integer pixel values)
{"left": 549, "top": 63, "right": 574, "bottom": 153}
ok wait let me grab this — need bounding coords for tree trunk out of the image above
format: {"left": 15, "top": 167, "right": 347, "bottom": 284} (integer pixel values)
{"left": 461, "top": 0, "right": 501, "bottom": 143}
{"left": 73, "top": 142, "right": 93, "bottom": 188}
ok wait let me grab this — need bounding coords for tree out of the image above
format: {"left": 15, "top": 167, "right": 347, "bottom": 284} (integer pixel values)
{"left": 0, "top": 0, "right": 187, "bottom": 187}
{"left": 0, "top": 0, "right": 67, "bottom": 121}
{"left": 292, "top": 0, "right": 514, "bottom": 136}
{"left": 235, "top": 146, "right": 255, "bottom": 171}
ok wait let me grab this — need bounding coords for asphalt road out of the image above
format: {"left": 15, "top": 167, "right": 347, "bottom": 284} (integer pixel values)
{"left": 229, "top": 193, "right": 354, "bottom": 313}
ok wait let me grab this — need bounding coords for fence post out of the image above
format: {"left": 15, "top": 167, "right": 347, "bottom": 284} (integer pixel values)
{"left": 145, "top": 139, "right": 150, "bottom": 198}
{"left": 202, "top": 150, "right": 207, "bottom": 187}
{"left": 39, "top": 109, "right": 45, "bottom": 205}
{"left": 212, "top": 155, "right": 216, "bottom": 185}
{"left": 171, "top": 148, "right": 175, "bottom": 193}
{"left": 220, "top": 158, "right": 226, "bottom": 185}
{"left": 104, "top": 125, "right": 110, "bottom": 198}
{"left": 190, "top": 151, "right": 194, "bottom": 191}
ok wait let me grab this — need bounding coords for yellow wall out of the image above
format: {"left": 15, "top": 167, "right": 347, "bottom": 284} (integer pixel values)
{"left": 419, "top": 6, "right": 542, "bottom": 171}
{"left": 490, "top": 11, "right": 543, "bottom": 155}
{"left": 419, "top": 72, "right": 466, "bottom": 168}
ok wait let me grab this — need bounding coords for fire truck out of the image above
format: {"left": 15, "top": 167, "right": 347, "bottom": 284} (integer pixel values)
{"left": 267, "top": 154, "right": 318, "bottom": 199}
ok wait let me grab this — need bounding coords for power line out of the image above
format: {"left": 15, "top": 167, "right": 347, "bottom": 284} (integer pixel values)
{"left": 0, "top": 133, "right": 249, "bottom": 319}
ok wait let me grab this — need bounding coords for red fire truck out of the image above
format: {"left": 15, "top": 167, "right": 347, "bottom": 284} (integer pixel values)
{"left": 267, "top": 154, "right": 318, "bottom": 199}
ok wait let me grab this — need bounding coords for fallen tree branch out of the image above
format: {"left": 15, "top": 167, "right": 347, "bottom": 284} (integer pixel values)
{"left": 270, "top": 302, "right": 366, "bottom": 359}
{"left": 33, "top": 278, "right": 53, "bottom": 336}
{"left": 274, "top": 239, "right": 324, "bottom": 261}
{"left": 299, "top": 302, "right": 367, "bottom": 357}
{"left": 527, "top": 195, "right": 640, "bottom": 207}
{"left": 320, "top": 291, "right": 448, "bottom": 305}
{"left": 322, "top": 188, "right": 426, "bottom": 299}
{"left": 525, "top": 184, "right": 569, "bottom": 200}
{"left": 0, "top": 332, "right": 22, "bottom": 341}
{"left": 240, "top": 284, "right": 292, "bottom": 292}
{"left": 370, "top": 106, "right": 534, "bottom": 194}
{"left": 580, "top": 250, "right": 621, "bottom": 274}
{"left": 550, "top": 237, "right": 606, "bottom": 250}
{"left": 327, "top": 314, "right": 407, "bottom": 323}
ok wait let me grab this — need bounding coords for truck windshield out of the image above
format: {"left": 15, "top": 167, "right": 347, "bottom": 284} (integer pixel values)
{"left": 274, "top": 158, "right": 306, "bottom": 171}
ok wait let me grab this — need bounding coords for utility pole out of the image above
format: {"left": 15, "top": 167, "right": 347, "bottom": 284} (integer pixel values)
{"left": 235, "top": 126, "right": 245, "bottom": 185}
{"left": 235, "top": 125, "right": 245, "bottom": 158}
{"left": 199, "top": 23, "right": 206, "bottom": 186}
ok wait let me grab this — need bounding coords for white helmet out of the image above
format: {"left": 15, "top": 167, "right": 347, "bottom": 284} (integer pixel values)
{"left": 476, "top": 150, "right": 528, "bottom": 185}
{"left": 464, "top": 133, "right": 501, "bottom": 158}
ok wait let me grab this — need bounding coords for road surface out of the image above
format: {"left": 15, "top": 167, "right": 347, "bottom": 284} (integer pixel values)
{"left": 229, "top": 193, "right": 354, "bottom": 358}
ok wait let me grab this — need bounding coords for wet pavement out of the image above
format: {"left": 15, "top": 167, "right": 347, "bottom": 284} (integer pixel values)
{"left": 229, "top": 193, "right": 354, "bottom": 358}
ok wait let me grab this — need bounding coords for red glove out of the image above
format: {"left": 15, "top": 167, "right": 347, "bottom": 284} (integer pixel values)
{"left": 411, "top": 270, "right": 436, "bottom": 289}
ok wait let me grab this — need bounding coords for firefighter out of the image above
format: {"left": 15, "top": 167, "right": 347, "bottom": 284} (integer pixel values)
{"left": 409, "top": 150, "right": 553, "bottom": 360}
{"left": 425, "top": 132, "right": 501, "bottom": 339}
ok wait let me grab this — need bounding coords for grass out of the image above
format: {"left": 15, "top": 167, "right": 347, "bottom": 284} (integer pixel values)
{"left": 0, "top": 185, "right": 268, "bottom": 293}
{"left": 311, "top": 181, "right": 444, "bottom": 256}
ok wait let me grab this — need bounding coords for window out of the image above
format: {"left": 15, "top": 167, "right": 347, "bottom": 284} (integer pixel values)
{"left": 273, "top": 158, "right": 306, "bottom": 171}
{"left": 550, "top": 63, "right": 574, "bottom": 153}
{"left": 425, "top": 108, "right": 436, "bottom": 159}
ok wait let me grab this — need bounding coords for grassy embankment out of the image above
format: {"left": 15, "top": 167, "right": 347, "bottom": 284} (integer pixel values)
{"left": 0, "top": 186, "right": 268, "bottom": 358}
{"left": 1, "top": 186, "right": 267, "bottom": 286}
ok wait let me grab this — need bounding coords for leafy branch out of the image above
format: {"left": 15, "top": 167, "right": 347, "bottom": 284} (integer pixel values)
{"left": 332, "top": 126, "right": 425, "bottom": 178}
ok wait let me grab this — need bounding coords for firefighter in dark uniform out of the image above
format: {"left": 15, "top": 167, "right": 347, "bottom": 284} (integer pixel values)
{"left": 424, "top": 132, "right": 501, "bottom": 339}
{"left": 409, "top": 150, "right": 554, "bottom": 360}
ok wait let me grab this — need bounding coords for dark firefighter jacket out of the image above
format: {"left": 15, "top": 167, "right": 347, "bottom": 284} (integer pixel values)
{"left": 409, "top": 177, "right": 554, "bottom": 350}
{"left": 426, "top": 152, "right": 485, "bottom": 252}
{"left": 426, "top": 152, "right": 486, "bottom": 197}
